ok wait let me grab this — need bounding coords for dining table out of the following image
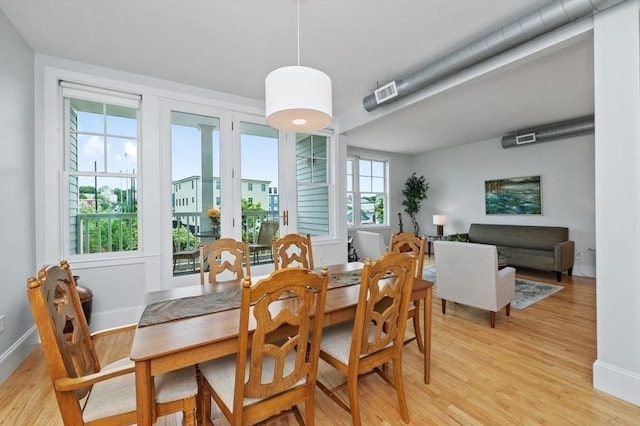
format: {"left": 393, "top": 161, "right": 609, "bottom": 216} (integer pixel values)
{"left": 130, "top": 262, "right": 433, "bottom": 425}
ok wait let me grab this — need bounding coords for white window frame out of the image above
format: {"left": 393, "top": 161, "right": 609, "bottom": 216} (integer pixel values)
{"left": 347, "top": 153, "right": 389, "bottom": 228}
{"left": 61, "top": 81, "right": 142, "bottom": 260}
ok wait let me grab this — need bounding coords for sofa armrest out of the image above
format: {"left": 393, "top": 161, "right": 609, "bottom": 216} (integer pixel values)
{"left": 554, "top": 240, "right": 575, "bottom": 271}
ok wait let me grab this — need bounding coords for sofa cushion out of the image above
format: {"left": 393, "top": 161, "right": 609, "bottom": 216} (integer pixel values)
{"left": 468, "top": 224, "right": 568, "bottom": 251}
{"left": 497, "top": 246, "right": 554, "bottom": 271}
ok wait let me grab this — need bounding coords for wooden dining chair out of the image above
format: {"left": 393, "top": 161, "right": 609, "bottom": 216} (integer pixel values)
{"left": 200, "top": 238, "right": 251, "bottom": 285}
{"left": 198, "top": 267, "right": 329, "bottom": 426}
{"left": 316, "top": 252, "right": 416, "bottom": 425}
{"left": 272, "top": 233, "right": 314, "bottom": 270}
{"left": 389, "top": 232, "right": 427, "bottom": 352}
{"left": 26, "top": 260, "right": 198, "bottom": 425}
{"left": 248, "top": 219, "right": 280, "bottom": 264}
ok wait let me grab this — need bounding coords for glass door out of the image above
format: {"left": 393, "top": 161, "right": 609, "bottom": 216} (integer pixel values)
{"left": 237, "top": 120, "right": 283, "bottom": 274}
{"left": 170, "top": 109, "right": 223, "bottom": 277}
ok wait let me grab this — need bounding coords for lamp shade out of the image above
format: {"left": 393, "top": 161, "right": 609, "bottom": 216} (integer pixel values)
{"left": 265, "top": 65, "right": 332, "bottom": 131}
{"left": 433, "top": 215, "right": 448, "bottom": 225}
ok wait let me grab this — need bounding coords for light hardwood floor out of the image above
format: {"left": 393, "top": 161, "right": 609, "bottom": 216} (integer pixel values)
{"left": 2, "top": 265, "right": 639, "bottom": 425}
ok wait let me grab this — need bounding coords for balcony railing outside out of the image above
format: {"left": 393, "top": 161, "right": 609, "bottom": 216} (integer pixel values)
{"left": 75, "top": 210, "right": 279, "bottom": 270}
{"left": 75, "top": 213, "right": 137, "bottom": 254}
{"left": 172, "top": 210, "right": 279, "bottom": 274}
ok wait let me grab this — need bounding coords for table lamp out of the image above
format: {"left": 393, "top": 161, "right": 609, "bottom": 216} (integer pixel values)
{"left": 433, "top": 215, "right": 448, "bottom": 237}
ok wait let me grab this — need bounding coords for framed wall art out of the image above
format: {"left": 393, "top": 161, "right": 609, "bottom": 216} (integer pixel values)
{"left": 485, "top": 175, "right": 541, "bottom": 215}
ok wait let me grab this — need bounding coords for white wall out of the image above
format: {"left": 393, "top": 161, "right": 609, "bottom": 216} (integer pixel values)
{"left": 0, "top": 9, "right": 37, "bottom": 383}
{"left": 592, "top": 0, "right": 640, "bottom": 406}
{"left": 410, "top": 135, "right": 596, "bottom": 277}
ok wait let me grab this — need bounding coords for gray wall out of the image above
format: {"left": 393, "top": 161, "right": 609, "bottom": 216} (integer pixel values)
{"left": 410, "top": 134, "right": 595, "bottom": 277}
{"left": 0, "top": 8, "right": 36, "bottom": 383}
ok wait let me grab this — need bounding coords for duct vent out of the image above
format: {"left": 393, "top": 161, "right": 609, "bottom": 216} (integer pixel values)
{"left": 362, "top": 0, "right": 625, "bottom": 112}
{"left": 374, "top": 81, "right": 398, "bottom": 104}
{"left": 501, "top": 115, "right": 594, "bottom": 149}
{"left": 516, "top": 133, "right": 537, "bottom": 145}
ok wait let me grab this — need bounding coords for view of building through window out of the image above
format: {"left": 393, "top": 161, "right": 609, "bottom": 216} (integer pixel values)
{"left": 64, "top": 84, "right": 140, "bottom": 255}
{"left": 64, "top": 90, "right": 333, "bottom": 270}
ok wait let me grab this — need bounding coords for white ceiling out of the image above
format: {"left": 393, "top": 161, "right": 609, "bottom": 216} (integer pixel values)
{"left": 0, "top": 0, "right": 594, "bottom": 154}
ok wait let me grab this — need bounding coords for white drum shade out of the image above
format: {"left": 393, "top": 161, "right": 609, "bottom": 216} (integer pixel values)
{"left": 433, "top": 215, "right": 448, "bottom": 225}
{"left": 265, "top": 65, "right": 332, "bottom": 131}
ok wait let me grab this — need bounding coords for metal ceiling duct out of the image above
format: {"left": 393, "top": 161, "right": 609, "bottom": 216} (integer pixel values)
{"left": 501, "top": 114, "right": 595, "bottom": 148}
{"left": 363, "top": 0, "right": 625, "bottom": 112}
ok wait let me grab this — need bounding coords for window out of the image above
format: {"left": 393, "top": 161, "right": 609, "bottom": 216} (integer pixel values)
{"left": 297, "top": 134, "right": 330, "bottom": 236}
{"left": 347, "top": 156, "right": 387, "bottom": 227}
{"left": 62, "top": 82, "right": 140, "bottom": 255}
{"left": 248, "top": 182, "right": 253, "bottom": 191}
{"left": 261, "top": 183, "right": 266, "bottom": 192}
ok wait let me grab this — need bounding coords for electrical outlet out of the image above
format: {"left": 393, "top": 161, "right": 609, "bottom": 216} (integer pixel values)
{"left": 0, "top": 315, "right": 5, "bottom": 334}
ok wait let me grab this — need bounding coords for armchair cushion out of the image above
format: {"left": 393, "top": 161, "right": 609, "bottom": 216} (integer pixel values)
{"left": 355, "top": 231, "right": 386, "bottom": 262}
{"left": 434, "top": 241, "right": 515, "bottom": 313}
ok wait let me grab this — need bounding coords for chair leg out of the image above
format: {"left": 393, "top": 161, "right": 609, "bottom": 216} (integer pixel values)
{"left": 392, "top": 357, "right": 410, "bottom": 423}
{"left": 505, "top": 302, "right": 511, "bottom": 317}
{"left": 182, "top": 396, "right": 197, "bottom": 426}
{"left": 304, "top": 395, "right": 315, "bottom": 426}
{"left": 412, "top": 300, "right": 424, "bottom": 353}
{"left": 347, "top": 372, "right": 361, "bottom": 426}
{"left": 490, "top": 311, "right": 496, "bottom": 328}
{"left": 200, "top": 384, "right": 212, "bottom": 426}
{"left": 441, "top": 299, "right": 447, "bottom": 314}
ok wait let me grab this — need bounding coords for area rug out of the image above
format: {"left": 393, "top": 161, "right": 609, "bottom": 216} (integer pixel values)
{"left": 421, "top": 265, "right": 563, "bottom": 310}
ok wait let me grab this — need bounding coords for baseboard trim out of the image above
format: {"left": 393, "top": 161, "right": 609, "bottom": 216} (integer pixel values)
{"left": 0, "top": 326, "right": 39, "bottom": 386}
{"left": 593, "top": 359, "right": 640, "bottom": 406}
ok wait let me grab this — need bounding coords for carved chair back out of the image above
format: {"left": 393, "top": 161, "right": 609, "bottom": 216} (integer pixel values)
{"left": 272, "top": 233, "right": 314, "bottom": 270}
{"left": 200, "top": 238, "right": 250, "bottom": 284}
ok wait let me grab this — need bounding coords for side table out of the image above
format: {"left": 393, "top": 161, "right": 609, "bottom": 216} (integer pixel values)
{"left": 426, "top": 235, "right": 445, "bottom": 257}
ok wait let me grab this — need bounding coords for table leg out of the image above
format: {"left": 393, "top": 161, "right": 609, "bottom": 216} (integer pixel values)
{"left": 135, "top": 360, "right": 153, "bottom": 426}
{"left": 423, "top": 287, "right": 432, "bottom": 384}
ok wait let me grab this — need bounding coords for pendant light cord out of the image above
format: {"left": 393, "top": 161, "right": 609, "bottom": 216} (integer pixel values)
{"left": 297, "top": 0, "right": 300, "bottom": 66}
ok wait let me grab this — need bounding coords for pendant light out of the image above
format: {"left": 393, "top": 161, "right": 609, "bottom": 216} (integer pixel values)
{"left": 265, "top": 0, "right": 332, "bottom": 131}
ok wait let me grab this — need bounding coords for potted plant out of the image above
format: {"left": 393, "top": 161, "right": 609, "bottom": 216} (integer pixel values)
{"left": 402, "top": 173, "right": 429, "bottom": 236}
{"left": 207, "top": 207, "right": 221, "bottom": 239}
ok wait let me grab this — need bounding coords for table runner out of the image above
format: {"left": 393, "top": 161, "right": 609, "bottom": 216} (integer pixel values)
{"left": 138, "top": 269, "right": 368, "bottom": 328}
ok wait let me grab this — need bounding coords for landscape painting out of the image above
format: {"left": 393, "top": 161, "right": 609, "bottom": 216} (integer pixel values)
{"left": 485, "top": 175, "right": 541, "bottom": 215}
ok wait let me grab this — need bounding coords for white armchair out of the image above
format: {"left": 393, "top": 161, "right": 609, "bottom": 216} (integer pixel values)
{"left": 355, "top": 230, "right": 386, "bottom": 262}
{"left": 434, "top": 241, "right": 515, "bottom": 328}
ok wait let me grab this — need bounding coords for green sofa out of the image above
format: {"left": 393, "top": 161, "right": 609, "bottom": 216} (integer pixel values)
{"left": 458, "top": 224, "right": 574, "bottom": 282}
